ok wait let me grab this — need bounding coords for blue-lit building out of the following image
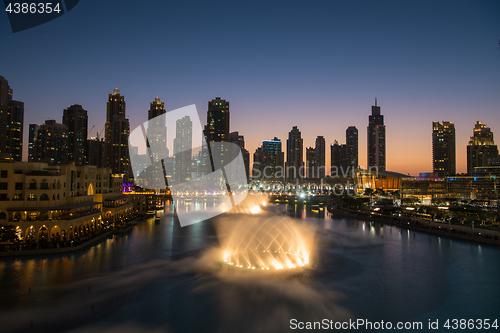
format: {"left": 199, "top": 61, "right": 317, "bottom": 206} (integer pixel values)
{"left": 256, "top": 138, "right": 284, "bottom": 182}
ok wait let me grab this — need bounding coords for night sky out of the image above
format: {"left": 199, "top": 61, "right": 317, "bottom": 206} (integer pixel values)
{"left": 1, "top": 0, "right": 499, "bottom": 175}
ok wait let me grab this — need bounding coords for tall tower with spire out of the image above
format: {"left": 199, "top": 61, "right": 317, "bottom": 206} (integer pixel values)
{"left": 104, "top": 88, "right": 131, "bottom": 177}
{"left": 367, "top": 98, "right": 386, "bottom": 171}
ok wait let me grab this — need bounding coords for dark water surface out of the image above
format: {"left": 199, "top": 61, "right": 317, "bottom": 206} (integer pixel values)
{"left": 0, "top": 204, "right": 499, "bottom": 333}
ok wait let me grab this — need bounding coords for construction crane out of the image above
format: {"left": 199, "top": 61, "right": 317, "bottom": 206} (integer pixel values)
{"left": 98, "top": 124, "right": 105, "bottom": 140}
{"left": 87, "top": 125, "right": 95, "bottom": 137}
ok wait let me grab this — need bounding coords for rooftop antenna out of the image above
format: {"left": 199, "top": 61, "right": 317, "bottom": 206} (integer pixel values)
{"left": 375, "top": 97, "right": 377, "bottom": 106}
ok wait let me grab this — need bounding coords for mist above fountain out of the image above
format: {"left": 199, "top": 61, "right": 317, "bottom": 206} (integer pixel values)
{"left": 217, "top": 215, "right": 315, "bottom": 271}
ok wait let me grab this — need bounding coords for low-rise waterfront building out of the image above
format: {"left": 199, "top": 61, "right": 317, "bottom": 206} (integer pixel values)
{"left": 0, "top": 155, "right": 132, "bottom": 241}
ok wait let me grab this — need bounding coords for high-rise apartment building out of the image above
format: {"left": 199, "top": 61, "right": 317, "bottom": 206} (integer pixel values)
{"left": 229, "top": 131, "right": 250, "bottom": 181}
{"left": 345, "top": 126, "right": 358, "bottom": 169}
{"left": 34, "top": 120, "right": 68, "bottom": 164}
{"left": 104, "top": 88, "right": 131, "bottom": 177}
{"left": 432, "top": 121, "right": 456, "bottom": 177}
{"left": 331, "top": 126, "right": 358, "bottom": 175}
{"left": 88, "top": 136, "right": 105, "bottom": 168}
{"left": 207, "top": 97, "right": 229, "bottom": 143}
{"left": 306, "top": 147, "right": 316, "bottom": 179}
{"left": 315, "top": 136, "right": 326, "bottom": 178}
{"left": 28, "top": 124, "right": 39, "bottom": 162}
{"left": 173, "top": 116, "right": 192, "bottom": 183}
{"left": 63, "top": 104, "right": 88, "bottom": 165}
{"left": 286, "top": 126, "right": 304, "bottom": 182}
{"left": 0, "top": 76, "right": 24, "bottom": 161}
{"left": 330, "top": 141, "right": 346, "bottom": 173}
{"left": 367, "top": 99, "right": 385, "bottom": 171}
{"left": 252, "top": 147, "right": 263, "bottom": 180}
{"left": 260, "top": 138, "right": 284, "bottom": 182}
{"left": 146, "top": 97, "right": 167, "bottom": 165}
{"left": 467, "top": 121, "right": 498, "bottom": 175}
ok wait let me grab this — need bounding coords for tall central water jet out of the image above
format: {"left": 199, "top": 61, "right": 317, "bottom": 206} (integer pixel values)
{"left": 218, "top": 215, "right": 315, "bottom": 270}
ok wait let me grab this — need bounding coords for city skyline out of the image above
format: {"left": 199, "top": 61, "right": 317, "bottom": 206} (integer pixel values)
{"left": 0, "top": 0, "right": 499, "bottom": 176}
{"left": 14, "top": 87, "right": 500, "bottom": 177}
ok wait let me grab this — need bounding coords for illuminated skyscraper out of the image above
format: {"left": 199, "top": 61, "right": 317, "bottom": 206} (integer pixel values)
{"left": 367, "top": 99, "right": 385, "bottom": 171}
{"left": 207, "top": 97, "right": 229, "bottom": 143}
{"left": 467, "top": 121, "right": 498, "bottom": 175}
{"left": 173, "top": 116, "right": 192, "bottom": 183}
{"left": 330, "top": 141, "right": 346, "bottom": 172}
{"left": 104, "top": 88, "right": 131, "bottom": 177}
{"left": 286, "top": 126, "right": 304, "bottom": 182}
{"left": 146, "top": 97, "right": 167, "bottom": 164}
{"left": 261, "top": 138, "right": 284, "bottom": 182}
{"left": 331, "top": 126, "right": 358, "bottom": 175}
{"left": 229, "top": 131, "right": 250, "bottom": 181}
{"left": 34, "top": 120, "right": 68, "bottom": 164}
{"left": 0, "top": 76, "right": 24, "bottom": 161}
{"left": 345, "top": 126, "right": 358, "bottom": 169}
{"left": 315, "top": 136, "right": 326, "bottom": 178}
{"left": 432, "top": 121, "right": 456, "bottom": 177}
{"left": 252, "top": 147, "right": 263, "bottom": 180}
{"left": 63, "top": 104, "right": 88, "bottom": 165}
{"left": 306, "top": 147, "right": 316, "bottom": 179}
{"left": 28, "top": 124, "right": 39, "bottom": 162}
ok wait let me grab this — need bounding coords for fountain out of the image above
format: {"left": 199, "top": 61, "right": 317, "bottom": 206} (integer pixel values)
{"left": 216, "top": 213, "right": 315, "bottom": 271}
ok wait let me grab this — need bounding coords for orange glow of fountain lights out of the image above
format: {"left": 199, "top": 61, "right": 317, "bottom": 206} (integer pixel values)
{"left": 220, "top": 218, "right": 312, "bottom": 271}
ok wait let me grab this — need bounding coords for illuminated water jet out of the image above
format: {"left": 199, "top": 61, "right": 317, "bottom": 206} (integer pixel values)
{"left": 217, "top": 215, "right": 315, "bottom": 271}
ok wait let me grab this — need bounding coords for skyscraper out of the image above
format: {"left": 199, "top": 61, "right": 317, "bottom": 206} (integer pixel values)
{"left": 345, "top": 126, "right": 358, "bottom": 169}
{"left": 330, "top": 141, "right": 346, "bottom": 173}
{"left": 331, "top": 126, "right": 358, "bottom": 176}
{"left": 315, "top": 136, "right": 326, "bottom": 178}
{"left": 173, "top": 116, "right": 192, "bottom": 183}
{"left": 260, "top": 138, "right": 284, "bottom": 182}
{"left": 104, "top": 88, "right": 131, "bottom": 177}
{"left": 229, "top": 131, "right": 250, "bottom": 181}
{"left": 34, "top": 120, "right": 68, "bottom": 164}
{"left": 207, "top": 97, "right": 229, "bottom": 143}
{"left": 146, "top": 97, "right": 167, "bottom": 165}
{"left": 0, "top": 76, "right": 24, "bottom": 161}
{"left": 286, "top": 126, "right": 304, "bottom": 182}
{"left": 28, "top": 124, "right": 39, "bottom": 162}
{"left": 432, "top": 121, "right": 456, "bottom": 177}
{"left": 367, "top": 98, "right": 386, "bottom": 171}
{"left": 88, "top": 136, "right": 105, "bottom": 168}
{"left": 63, "top": 104, "right": 88, "bottom": 165}
{"left": 467, "top": 121, "right": 498, "bottom": 175}
{"left": 306, "top": 147, "right": 316, "bottom": 179}
{"left": 252, "top": 147, "right": 263, "bottom": 180}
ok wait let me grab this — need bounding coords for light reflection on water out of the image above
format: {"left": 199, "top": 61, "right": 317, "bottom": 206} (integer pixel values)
{"left": 0, "top": 202, "right": 498, "bottom": 333}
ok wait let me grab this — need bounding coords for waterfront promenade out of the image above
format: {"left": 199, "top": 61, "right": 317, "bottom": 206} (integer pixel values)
{"left": 0, "top": 220, "right": 138, "bottom": 257}
{"left": 327, "top": 205, "right": 500, "bottom": 246}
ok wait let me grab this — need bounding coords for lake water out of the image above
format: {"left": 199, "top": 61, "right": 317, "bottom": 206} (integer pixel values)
{"left": 0, "top": 203, "right": 499, "bottom": 333}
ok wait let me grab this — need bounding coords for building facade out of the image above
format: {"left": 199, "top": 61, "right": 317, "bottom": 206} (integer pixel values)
{"left": 63, "top": 104, "right": 88, "bottom": 165}
{"left": 229, "top": 131, "right": 250, "bottom": 181}
{"left": 104, "top": 88, "right": 131, "bottom": 177}
{"left": 286, "top": 126, "right": 304, "bottom": 182}
{"left": 207, "top": 97, "right": 229, "bottom": 143}
{"left": 315, "top": 136, "right": 326, "bottom": 179}
{"left": 34, "top": 120, "right": 68, "bottom": 164}
{"left": 467, "top": 121, "right": 498, "bottom": 175}
{"left": 28, "top": 124, "right": 39, "bottom": 162}
{"left": 0, "top": 76, "right": 24, "bottom": 161}
{"left": 0, "top": 158, "right": 133, "bottom": 242}
{"left": 346, "top": 126, "right": 358, "bottom": 169}
{"left": 173, "top": 116, "right": 192, "bottom": 183}
{"left": 367, "top": 99, "right": 386, "bottom": 171}
{"left": 432, "top": 121, "right": 456, "bottom": 177}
